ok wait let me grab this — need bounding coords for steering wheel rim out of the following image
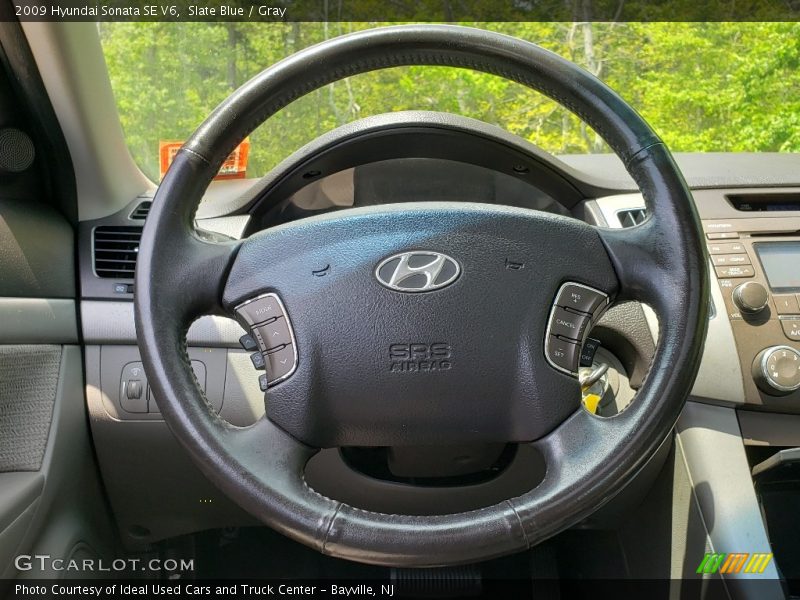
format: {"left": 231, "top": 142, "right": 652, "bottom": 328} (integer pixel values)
{"left": 134, "top": 24, "right": 709, "bottom": 566}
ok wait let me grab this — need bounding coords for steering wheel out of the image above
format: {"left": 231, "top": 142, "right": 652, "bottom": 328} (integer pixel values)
{"left": 135, "top": 25, "right": 708, "bottom": 566}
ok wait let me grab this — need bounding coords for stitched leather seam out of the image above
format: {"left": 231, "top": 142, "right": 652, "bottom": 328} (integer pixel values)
{"left": 299, "top": 471, "right": 510, "bottom": 520}
{"left": 505, "top": 499, "right": 531, "bottom": 549}
{"left": 320, "top": 501, "right": 343, "bottom": 554}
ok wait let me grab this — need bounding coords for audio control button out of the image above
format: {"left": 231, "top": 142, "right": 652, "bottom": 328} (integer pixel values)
{"left": 716, "top": 265, "right": 754, "bottom": 278}
{"left": 712, "top": 253, "right": 750, "bottom": 266}
{"left": 235, "top": 295, "right": 283, "bottom": 327}
{"left": 708, "top": 241, "right": 745, "bottom": 254}
{"left": 733, "top": 282, "right": 769, "bottom": 315}
{"left": 256, "top": 317, "right": 292, "bottom": 351}
{"left": 266, "top": 344, "right": 296, "bottom": 382}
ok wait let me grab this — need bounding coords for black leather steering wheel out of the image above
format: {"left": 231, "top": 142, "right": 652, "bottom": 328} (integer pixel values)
{"left": 135, "top": 25, "right": 708, "bottom": 567}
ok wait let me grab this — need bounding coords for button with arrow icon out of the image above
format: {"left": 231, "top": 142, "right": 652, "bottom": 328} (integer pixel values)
{"left": 265, "top": 344, "right": 295, "bottom": 381}
{"left": 256, "top": 317, "right": 292, "bottom": 351}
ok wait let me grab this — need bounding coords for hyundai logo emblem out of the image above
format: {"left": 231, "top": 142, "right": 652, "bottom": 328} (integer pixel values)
{"left": 375, "top": 251, "right": 461, "bottom": 292}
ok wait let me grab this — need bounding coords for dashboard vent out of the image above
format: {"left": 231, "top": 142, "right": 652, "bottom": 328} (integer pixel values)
{"left": 130, "top": 201, "right": 151, "bottom": 220}
{"left": 616, "top": 208, "right": 647, "bottom": 228}
{"left": 93, "top": 226, "right": 142, "bottom": 279}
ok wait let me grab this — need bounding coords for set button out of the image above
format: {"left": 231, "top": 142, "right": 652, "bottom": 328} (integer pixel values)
{"left": 235, "top": 293, "right": 298, "bottom": 388}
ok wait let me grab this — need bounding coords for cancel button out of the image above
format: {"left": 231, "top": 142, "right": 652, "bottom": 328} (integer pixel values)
{"left": 549, "top": 306, "right": 589, "bottom": 342}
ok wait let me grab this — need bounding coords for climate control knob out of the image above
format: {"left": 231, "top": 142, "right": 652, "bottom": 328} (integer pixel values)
{"left": 753, "top": 346, "right": 800, "bottom": 396}
{"left": 733, "top": 282, "right": 769, "bottom": 315}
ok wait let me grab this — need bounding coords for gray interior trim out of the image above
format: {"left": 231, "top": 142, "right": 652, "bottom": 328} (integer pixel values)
{"left": 561, "top": 152, "right": 800, "bottom": 192}
{"left": 738, "top": 410, "right": 800, "bottom": 447}
{"left": 0, "top": 472, "right": 43, "bottom": 534}
{"left": 81, "top": 300, "right": 245, "bottom": 346}
{"left": 0, "top": 198, "right": 75, "bottom": 299}
{"left": 197, "top": 215, "right": 251, "bottom": 240}
{"left": 0, "top": 299, "right": 77, "bottom": 344}
{"left": 677, "top": 402, "right": 781, "bottom": 591}
{"left": 691, "top": 268, "right": 745, "bottom": 404}
{"left": 19, "top": 22, "right": 151, "bottom": 221}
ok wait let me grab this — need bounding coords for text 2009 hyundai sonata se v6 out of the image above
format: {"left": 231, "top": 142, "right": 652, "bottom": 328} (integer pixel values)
{"left": 1, "top": 9, "right": 800, "bottom": 600}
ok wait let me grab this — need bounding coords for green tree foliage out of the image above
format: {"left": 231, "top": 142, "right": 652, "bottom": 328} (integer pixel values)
{"left": 97, "top": 21, "right": 800, "bottom": 182}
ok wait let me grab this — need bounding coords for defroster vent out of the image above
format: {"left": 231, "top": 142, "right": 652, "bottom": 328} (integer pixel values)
{"left": 616, "top": 208, "right": 647, "bottom": 228}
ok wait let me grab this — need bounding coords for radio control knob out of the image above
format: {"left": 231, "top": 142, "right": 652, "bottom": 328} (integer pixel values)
{"left": 733, "top": 282, "right": 769, "bottom": 315}
{"left": 753, "top": 346, "right": 800, "bottom": 396}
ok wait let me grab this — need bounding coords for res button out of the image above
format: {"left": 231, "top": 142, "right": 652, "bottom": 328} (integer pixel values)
{"left": 555, "top": 284, "right": 607, "bottom": 315}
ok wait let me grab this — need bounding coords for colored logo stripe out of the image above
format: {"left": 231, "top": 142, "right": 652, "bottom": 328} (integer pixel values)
{"left": 697, "top": 553, "right": 773, "bottom": 574}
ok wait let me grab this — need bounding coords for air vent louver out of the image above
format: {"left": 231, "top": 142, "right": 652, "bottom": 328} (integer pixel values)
{"left": 616, "top": 208, "right": 647, "bottom": 228}
{"left": 130, "top": 201, "right": 151, "bottom": 220}
{"left": 93, "top": 226, "right": 142, "bottom": 279}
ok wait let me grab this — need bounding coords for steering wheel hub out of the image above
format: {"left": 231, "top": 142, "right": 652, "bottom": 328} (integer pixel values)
{"left": 224, "top": 204, "right": 616, "bottom": 447}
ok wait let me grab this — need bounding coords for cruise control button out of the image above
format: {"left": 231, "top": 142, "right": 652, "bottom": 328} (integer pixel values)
{"left": 555, "top": 284, "right": 606, "bottom": 315}
{"left": 236, "top": 296, "right": 283, "bottom": 326}
{"left": 256, "top": 317, "right": 292, "bottom": 350}
{"left": 580, "top": 338, "right": 602, "bottom": 367}
{"left": 546, "top": 336, "right": 580, "bottom": 374}
{"left": 711, "top": 253, "right": 750, "bottom": 266}
{"left": 781, "top": 319, "right": 800, "bottom": 341}
{"left": 250, "top": 352, "right": 266, "bottom": 370}
{"left": 774, "top": 294, "right": 800, "bottom": 315}
{"left": 549, "top": 307, "right": 589, "bottom": 341}
{"left": 239, "top": 333, "right": 258, "bottom": 352}
{"left": 266, "top": 344, "right": 295, "bottom": 382}
{"left": 715, "top": 265, "right": 754, "bottom": 278}
{"left": 259, "top": 374, "right": 269, "bottom": 392}
{"left": 707, "top": 242, "right": 745, "bottom": 254}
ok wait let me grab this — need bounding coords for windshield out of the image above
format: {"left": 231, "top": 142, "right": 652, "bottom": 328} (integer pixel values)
{"left": 99, "top": 22, "right": 800, "bottom": 182}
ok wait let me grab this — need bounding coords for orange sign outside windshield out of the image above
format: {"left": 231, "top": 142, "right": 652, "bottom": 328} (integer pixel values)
{"left": 159, "top": 138, "right": 250, "bottom": 180}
